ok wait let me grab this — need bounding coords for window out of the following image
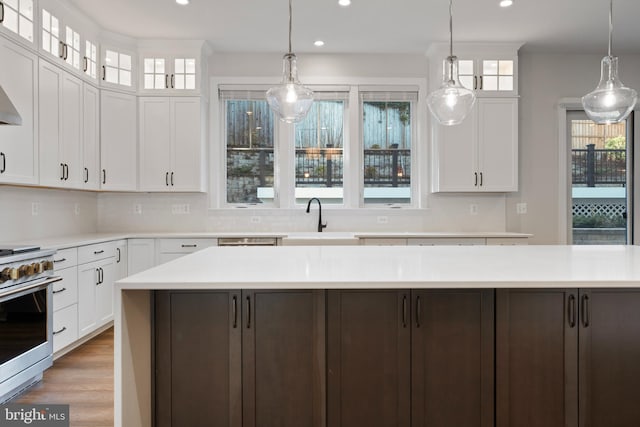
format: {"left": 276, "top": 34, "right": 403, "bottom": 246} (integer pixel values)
{"left": 3, "top": 0, "right": 33, "bottom": 42}
{"left": 105, "top": 49, "right": 132, "bottom": 87}
{"left": 143, "top": 58, "right": 165, "bottom": 89}
{"left": 65, "top": 26, "right": 80, "bottom": 70}
{"left": 481, "top": 60, "right": 513, "bottom": 91}
{"left": 84, "top": 40, "right": 97, "bottom": 79}
{"left": 174, "top": 58, "right": 196, "bottom": 90}
{"left": 41, "top": 9, "right": 59, "bottom": 56}
{"left": 361, "top": 91, "right": 416, "bottom": 205}
{"left": 295, "top": 94, "right": 347, "bottom": 204}
{"left": 221, "top": 90, "right": 276, "bottom": 205}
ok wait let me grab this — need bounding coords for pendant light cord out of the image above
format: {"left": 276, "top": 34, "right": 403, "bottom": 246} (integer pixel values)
{"left": 288, "top": 0, "right": 293, "bottom": 55}
{"left": 608, "top": 0, "right": 612, "bottom": 57}
{"left": 449, "top": 0, "right": 453, "bottom": 58}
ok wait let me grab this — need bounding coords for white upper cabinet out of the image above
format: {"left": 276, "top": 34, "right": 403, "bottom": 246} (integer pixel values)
{"left": 432, "top": 98, "right": 518, "bottom": 192}
{"left": 100, "top": 44, "right": 136, "bottom": 92}
{"left": 137, "top": 41, "right": 209, "bottom": 96}
{"left": 82, "top": 83, "right": 99, "bottom": 189}
{"left": 0, "top": 0, "right": 35, "bottom": 46}
{"left": 0, "top": 37, "right": 38, "bottom": 185}
{"left": 100, "top": 89, "right": 137, "bottom": 191}
{"left": 139, "top": 97, "right": 206, "bottom": 192}
{"left": 38, "top": 58, "right": 83, "bottom": 188}
{"left": 427, "top": 43, "right": 522, "bottom": 97}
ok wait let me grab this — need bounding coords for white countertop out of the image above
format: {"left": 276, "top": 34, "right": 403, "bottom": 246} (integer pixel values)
{"left": 117, "top": 245, "right": 640, "bottom": 289}
{"left": 12, "top": 231, "right": 532, "bottom": 250}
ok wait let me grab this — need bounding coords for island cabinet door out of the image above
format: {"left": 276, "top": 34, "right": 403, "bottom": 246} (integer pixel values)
{"left": 242, "top": 290, "right": 326, "bottom": 427}
{"left": 496, "top": 289, "right": 579, "bottom": 427}
{"left": 578, "top": 289, "right": 640, "bottom": 427}
{"left": 327, "top": 290, "right": 411, "bottom": 427}
{"left": 411, "top": 289, "right": 494, "bottom": 427}
{"left": 154, "top": 291, "right": 242, "bottom": 427}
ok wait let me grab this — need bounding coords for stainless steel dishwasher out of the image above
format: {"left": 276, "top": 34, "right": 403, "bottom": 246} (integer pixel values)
{"left": 217, "top": 237, "right": 278, "bottom": 246}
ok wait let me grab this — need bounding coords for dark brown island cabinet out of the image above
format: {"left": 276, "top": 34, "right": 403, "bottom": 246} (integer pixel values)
{"left": 496, "top": 289, "right": 640, "bottom": 427}
{"left": 327, "top": 289, "right": 494, "bottom": 427}
{"left": 154, "top": 290, "right": 325, "bottom": 427}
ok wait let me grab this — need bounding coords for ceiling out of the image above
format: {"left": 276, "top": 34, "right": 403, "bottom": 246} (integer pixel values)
{"left": 68, "top": 0, "right": 640, "bottom": 54}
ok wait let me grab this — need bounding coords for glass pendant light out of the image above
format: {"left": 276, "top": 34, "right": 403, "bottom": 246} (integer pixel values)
{"left": 582, "top": 0, "right": 637, "bottom": 124}
{"left": 266, "top": 0, "right": 314, "bottom": 123}
{"left": 427, "top": 0, "right": 476, "bottom": 126}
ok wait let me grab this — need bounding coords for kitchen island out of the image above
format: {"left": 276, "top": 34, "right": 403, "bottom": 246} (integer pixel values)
{"left": 115, "top": 245, "right": 640, "bottom": 427}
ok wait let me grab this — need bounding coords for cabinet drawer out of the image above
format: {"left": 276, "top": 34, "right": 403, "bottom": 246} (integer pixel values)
{"left": 53, "top": 247, "right": 78, "bottom": 270}
{"left": 53, "top": 304, "right": 78, "bottom": 353}
{"left": 52, "top": 266, "right": 78, "bottom": 311}
{"left": 361, "top": 238, "right": 408, "bottom": 246}
{"left": 157, "top": 238, "right": 217, "bottom": 254}
{"left": 78, "top": 241, "right": 116, "bottom": 264}
{"left": 408, "top": 238, "right": 487, "bottom": 246}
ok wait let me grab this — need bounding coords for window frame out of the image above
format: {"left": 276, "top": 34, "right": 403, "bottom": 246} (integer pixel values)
{"left": 210, "top": 77, "right": 427, "bottom": 211}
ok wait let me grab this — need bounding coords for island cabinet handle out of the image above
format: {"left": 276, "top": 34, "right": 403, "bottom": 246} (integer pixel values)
{"left": 581, "top": 294, "right": 590, "bottom": 328}
{"left": 232, "top": 295, "right": 238, "bottom": 329}
{"left": 416, "top": 296, "right": 421, "bottom": 328}
{"left": 568, "top": 294, "right": 576, "bottom": 328}
{"left": 246, "top": 296, "right": 251, "bottom": 329}
{"left": 402, "top": 295, "right": 407, "bottom": 328}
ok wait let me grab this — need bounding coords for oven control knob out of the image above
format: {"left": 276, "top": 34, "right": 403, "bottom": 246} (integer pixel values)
{"left": 33, "top": 263, "right": 44, "bottom": 274}
{"left": 43, "top": 261, "right": 54, "bottom": 271}
{"left": 19, "top": 264, "right": 35, "bottom": 277}
{"left": 0, "top": 267, "right": 19, "bottom": 281}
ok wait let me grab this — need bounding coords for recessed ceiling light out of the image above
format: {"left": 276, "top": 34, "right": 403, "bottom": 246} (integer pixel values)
{"left": 314, "top": 40, "right": 325, "bottom": 47}
{"left": 176, "top": 0, "right": 189, "bottom": 5}
{"left": 338, "top": 0, "right": 351, "bottom": 6}
{"left": 499, "top": 0, "right": 513, "bottom": 7}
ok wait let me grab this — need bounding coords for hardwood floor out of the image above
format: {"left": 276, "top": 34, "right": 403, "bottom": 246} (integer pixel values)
{"left": 13, "top": 328, "right": 114, "bottom": 427}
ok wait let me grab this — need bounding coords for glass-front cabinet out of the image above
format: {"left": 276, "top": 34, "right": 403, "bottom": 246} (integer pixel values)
{"left": 0, "top": 0, "right": 35, "bottom": 45}
{"left": 100, "top": 43, "right": 136, "bottom": 92}
{"left": 427, "top": 42, "right": 522, "bottom": 97}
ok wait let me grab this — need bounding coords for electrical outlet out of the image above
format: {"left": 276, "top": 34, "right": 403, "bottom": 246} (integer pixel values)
{"left": 377, "top": 216, "right": 389, "bottom": 224}
{"left": 133, "top": 204, "right": 142, "bottom": 215}
{"left": 469, "top": 204, "right": 479, "bottom": 215}
{"left": 250, "top": 216, "right": 261, "bottom": 224}
{"left": 516, "top": 203, "right": 528, "bottom": 215}
{"left": 171, "top": 204, "right": 191, "bottom": 215}
{"left": 74, "top": 203, "right": 80, "bottom": 216}
{"left": 31, "top": 202, "right": 40, "bottom": 216}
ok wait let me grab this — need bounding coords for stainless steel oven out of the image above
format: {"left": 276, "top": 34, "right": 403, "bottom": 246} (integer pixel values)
{"left": 0, "top": 247, "right": 59, "bottom": 402}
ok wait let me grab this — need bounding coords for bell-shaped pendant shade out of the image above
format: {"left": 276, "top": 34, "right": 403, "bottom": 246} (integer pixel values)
{"left": 267, "top": 53, "right": 314, "bottom": 124}
{"left": 427, "top": 56, "right": 476, "bottom": 126}
{"left": 582, "top": 56, "right": 637, "bottom": 124}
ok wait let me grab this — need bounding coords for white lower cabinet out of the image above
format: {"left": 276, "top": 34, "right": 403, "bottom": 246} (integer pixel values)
{"left": 156, "top": 238, "right": 216, "bottom": 264}
{"left": 78, "top": 256, "right": 115, "bottom": 337}
{"left": 127, "top": 239, "right": 156, "bottom": 275}
{"left": 52, "top": 304, "right": 78, "bottom": 353}
{"left": 52, "top": 247, "right": 79, "bottom": 354}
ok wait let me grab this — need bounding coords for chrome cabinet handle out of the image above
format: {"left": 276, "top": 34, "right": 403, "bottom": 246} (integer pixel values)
{"left": 53, "top": 287, "right": 67, "bottom": 294}
{"left": 568, "top": 294, "right": 576, "bottom": 328}
{"left": 53, "top": 326, "right": 67, "bottom": 335}
{"left": 0, "top": 152, "right": 5, "bottom": 173}
{"left": 581, "top": 294, "right": 590, "bottom": 328}
{"left": 232, "top": 295, "right": 238, "bottom": 329}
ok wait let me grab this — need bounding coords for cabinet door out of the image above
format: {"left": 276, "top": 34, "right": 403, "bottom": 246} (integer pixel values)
{"left": 496, "top": 289, "right": 578, "bottom": 427}
{"left": 477, "top": 98, "right": 518, "bottom": 191}
{"left": 114, "top": 242, "right": 127, "bottom": 280}
{"left": 139, "top": 97, "right": 171, "bottom": 190}
{"left": 155, "top": 291, "right": 241, "bottom": 427}
{"left": 411, "top": 290, "right": 494, "bottom": 427}
{"left": 242, "top": 290, "right": 325, "bottom": 427}
{"left": 95, "top": 259, "right": 114, "bottom": 324}
{"left": 0, "top": 38, "right": 38, "bottom": 185}
{"left": 579, "top": 289, "right": 640, "bottom": 427}
{"left": 77, "top": 261, "right": 99, "bottom": 336}
{"left": 432, "top": 107, "right": 478, "bottom": 192}
{"left": 82, "top": 84, "right": 100, "bottom": 189}
{"left": 126, "top": 239, "right": 155, "bottom": 275}
{"left": 60, "top": 71, "right": 83, "bottom": 187}
{"left": 171, "top": 97, "right": 203, "bottom": 191}
{"left": 38, "top": 59, "right": 63, "bottom": 186}
{"left": 100, "top": 90, "right": 137, "bottom": 190}
{"left": 327, "top": 290, "right": 410, "bottom": 427}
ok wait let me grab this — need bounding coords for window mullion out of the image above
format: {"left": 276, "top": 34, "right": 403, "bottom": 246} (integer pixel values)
{"left": 277, "top": 121, "right": 295, "bottom": 208}
{"left": 344, "top": 87, "right": 360, "bottom": 208}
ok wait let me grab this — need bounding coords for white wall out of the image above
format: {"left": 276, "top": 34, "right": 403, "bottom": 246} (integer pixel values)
{"left": 0, "top": 186, "right": 97, "bottom": 242}
{"left": 508, "top": 52, "right": 640, "bottom": 244}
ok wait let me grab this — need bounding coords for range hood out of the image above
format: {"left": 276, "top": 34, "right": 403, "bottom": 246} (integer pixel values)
{"left": 0, "top": 85, "right": 22, "bottom": 125}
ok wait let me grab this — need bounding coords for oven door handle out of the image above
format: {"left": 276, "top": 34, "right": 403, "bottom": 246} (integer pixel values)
{"left": 0, "top": 276, "right": 62, "bottom": 300}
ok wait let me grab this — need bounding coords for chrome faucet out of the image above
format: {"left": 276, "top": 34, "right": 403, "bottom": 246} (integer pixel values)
{"left": 306, "top": 198, "right": 327, "bottom": 232}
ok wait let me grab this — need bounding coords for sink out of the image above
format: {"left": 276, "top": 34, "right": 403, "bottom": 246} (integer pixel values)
{"left": 281, "top": 232, "right": 360, "bottom": 246}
